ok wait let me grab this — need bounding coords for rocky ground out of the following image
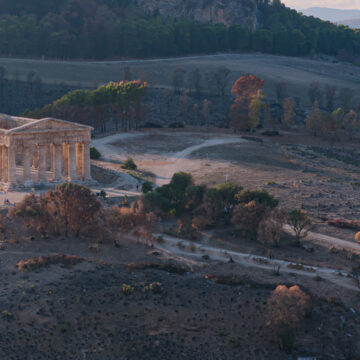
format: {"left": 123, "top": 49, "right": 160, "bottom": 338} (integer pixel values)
{"left": 0, "top": 236, "right": 359, "bottom": 360}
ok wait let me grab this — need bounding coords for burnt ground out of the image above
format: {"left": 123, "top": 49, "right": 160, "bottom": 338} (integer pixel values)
{"left": 0, "top": 236, "right": 359, "bottom": 360}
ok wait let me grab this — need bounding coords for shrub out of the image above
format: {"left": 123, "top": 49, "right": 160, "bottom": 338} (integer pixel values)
{"left": 235, "top": 189, "right": 278, "bottom": 208}
{"left": 142, "top": 181, "right": 153, "bottom": 194}
{"left": 170, "top": 172, "right": 194, "bottom": 192}
{"left": 355, "top": 232, "right": 360, "bottom": 244}
{"left": 143, "top": 191, "right": 171, "bottom": 216}
{"left": 90, "top": 146, "right": 101, "bottom": 160}
{"left": 16, "top": 254, "right": 84, "bottom": 272}
{"left": 185, "top": 185, "right": 205, "bottom": 211}
{"left": 122, "top": 284, "right": 134, "bottom": 295}
{"left": 10, "top": 184, "right": 102, "bottom": 238}
{"left": 122, "top": 157, "right": 137, "bottom": 170}
{"left": 257, "top": 209, "right": 285, "bottom": 247}
{"left": 177, "top": 216, "right": 200, "bottom": 240}
{"left": 99, "top": 190, "right": 107, "bottom": 199}
{"left": 232, "top": 201, "right": 267, "bottom": 239}
{"left": 267, "top": 285, "right": 310, "bottom": 353}
{"left": 192, "top": 215, "right": 211, "bottom": 231}
{"left": 106, "top": 201, "right": 158, "bottom": 243}
{"left": 287, "top": 210, "right": 312, "bottom": 245}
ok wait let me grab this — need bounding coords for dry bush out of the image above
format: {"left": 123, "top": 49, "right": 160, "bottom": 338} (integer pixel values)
{"left": 232, "top": 201, "right": 267, "bottom": 239}
{"left": 106, "top": 201, "right": 158, "bottom": 243}
{"left": 355, "top": 232, "right": 360, "bottom": 244}
{"left": 177, "top": 216, "right": 200, "bottom": 240}
{"left": 10, "top": 184, "right": 102, "bottom": 238}
{"left": 126, "top": 261, "right": 190, "bottom": 274}
{"left": 257, "top": 209, "right": 285, "bottom": 247}
{"left": 192, "top": 215, "right": 211, "bottom": 231}
{"left": 327, "top": 218, "right": 360, "bottom": 231}
{"left": 267, "top": 285, "right": 311, "bottom": 352}
{"left": 16, "top": 254, "right": 84, "bottom": 272}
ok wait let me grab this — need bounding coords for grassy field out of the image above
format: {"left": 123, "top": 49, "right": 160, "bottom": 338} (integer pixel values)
{"left": 1, "top": 53, "right": 360, "bottom": 106}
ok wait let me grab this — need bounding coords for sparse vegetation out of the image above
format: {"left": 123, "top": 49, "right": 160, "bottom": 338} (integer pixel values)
{"left": 90, "top": 146, "right": 101, "bottom": 160}
{"left": 122, "top": 157, "right": 137, "bottom": 170}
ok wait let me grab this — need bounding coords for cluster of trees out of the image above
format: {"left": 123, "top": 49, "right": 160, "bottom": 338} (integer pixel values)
{"left": 142, "top": 171, "right": 311, "bottom": 247}
{"left": 10, "top": 182, "right": 157, "bottom": 244}
{"left": 228, "top": 74, "right": 360, "bottom": 141}
{"left": 23, "top": 80, "right": 147, "bottom": 133}
{"left": 0, "top": 0, "right": 359, "bottom": 59}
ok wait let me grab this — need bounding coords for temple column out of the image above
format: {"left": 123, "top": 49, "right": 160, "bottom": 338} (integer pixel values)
{"left": 82, "top": 141, "right": 91, "bottom": 181}
{"left": 63, "top": 143, "right": 69, "bottom": 177}
{"left": 68, "top": 142, "right": 77, "bottom": 181}
{"left": 0, "top": 146, "right": 3, "bottom": 181}
{"left": 53, "top": 143, "right": 62, "bottom": 182}
{"left": 38, "top": 144, "right": 47, "bottom": 183}
{"left": 22, "top": 144, "right": 32, "bottom": 185}
{"left": 7, "top": 145, "right": 17, "bottom": 186}
{"left": 46, "top": 144, "right": 52, "bottom": 171}
{"left": 76, "top": 142, "right": 83, "bottom": 180}
{"left": 2, "top": 146, "right": 8, "bottom": 183}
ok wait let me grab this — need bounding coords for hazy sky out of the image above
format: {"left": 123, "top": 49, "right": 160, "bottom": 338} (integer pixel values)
{"left": 282, "top": 0, "right": 360, "bottom": 10}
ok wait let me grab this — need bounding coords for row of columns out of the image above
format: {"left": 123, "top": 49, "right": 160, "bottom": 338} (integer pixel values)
{"left": 0, "top": 141, "right": 91, "bottom": 187}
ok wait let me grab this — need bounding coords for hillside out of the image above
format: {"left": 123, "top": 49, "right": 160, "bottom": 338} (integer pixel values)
{"left": 302, "top": 7, "right": 360, "bottom": 22}
{"left": 138, "top": 0, "right": 258, "bottom": 28}
{"left": 338, "top": 18, "right": 360, "bottom": 29}
{"left": 0, "top": 0, "right": 359, "bottom": 60}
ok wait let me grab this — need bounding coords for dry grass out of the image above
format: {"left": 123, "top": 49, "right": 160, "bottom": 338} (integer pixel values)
{"left": 1, "top": 54, "right": 360, "bottom": 105}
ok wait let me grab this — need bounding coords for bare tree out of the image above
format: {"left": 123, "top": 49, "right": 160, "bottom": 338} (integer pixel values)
{"left": 275, "top": 82, "right": 287, "bottom": 104}
{"left": 324, "top": 84, "right": 337, "bottom": 111}
{"left": 27, "top": 71, "right": 36, "bottom": 92}
{"left": 171, "top": 68, "right": 186, "bottom": 94}
{"left": 308, "top": 82, "right": 323, "bottom": 107}
{"left": 214, "top": 66, "right": 230, "bottom": 97}
{"left": 339, "top": 88, "right": 353, "bottom": 112}
{"left": 123, "top": 66, "right": 132, "bottom": 81}
{"left": 188, "top": 68, "right": 202, "bottom": 97}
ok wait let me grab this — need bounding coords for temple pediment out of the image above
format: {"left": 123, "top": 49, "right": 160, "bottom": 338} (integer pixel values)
{"left": 7, "top": 117, "right": 93, "bottom": 134}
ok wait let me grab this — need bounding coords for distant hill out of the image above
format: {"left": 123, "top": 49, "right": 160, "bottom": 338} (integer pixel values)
{"left": 0, "top": 0, "right": 359, "bottom": 60}
{"left": 302, "top": 7, "right": 360, "bottom": 22}
{"left": 337, "top": 18, "right": 360, "bottom": 29}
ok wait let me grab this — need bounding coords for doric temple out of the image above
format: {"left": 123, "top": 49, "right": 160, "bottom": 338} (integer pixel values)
{"left": 0, "top": 114, "right": 93, "bottom": 190}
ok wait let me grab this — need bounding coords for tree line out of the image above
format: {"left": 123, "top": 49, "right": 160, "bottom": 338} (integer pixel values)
{"left": 229, "top": 74, "right": 360, "bottom": 141}
{"left": 23, "top": 80, "right": 147, "bottom": 133}
{"left": 0, "top": 0, "right": 359, "bottom": 59}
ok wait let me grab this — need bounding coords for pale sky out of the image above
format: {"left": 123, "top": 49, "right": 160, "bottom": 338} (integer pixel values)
{"left": 282, "top": 0, "right": 360, "bottom": 10}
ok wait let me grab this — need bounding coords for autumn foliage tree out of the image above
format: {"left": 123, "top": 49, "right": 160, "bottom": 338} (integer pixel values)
{"left": 230, "top": 74, "right": 265, "bottom": 131}
{"left": 267, "top": 285, "right": 310, "bottom": 352}
{"left": 11, "top": 184, "right": 102, "bottom": 238}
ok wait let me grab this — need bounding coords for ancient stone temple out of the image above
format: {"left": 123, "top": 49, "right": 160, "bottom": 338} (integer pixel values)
{"left": 0, "top": 114, "right": 93, "bottom": 190}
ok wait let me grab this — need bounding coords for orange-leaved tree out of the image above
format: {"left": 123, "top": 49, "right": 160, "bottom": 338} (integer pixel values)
{"left": 230, "top": 74, "right": 264, "bottom": 131}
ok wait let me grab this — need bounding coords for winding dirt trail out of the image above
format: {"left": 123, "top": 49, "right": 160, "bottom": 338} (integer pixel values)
{"left": 92, "top": 131, "right": 247, "bottom": 186}
{"left": 154, "top": 233, "right": 359, "bottom": 292}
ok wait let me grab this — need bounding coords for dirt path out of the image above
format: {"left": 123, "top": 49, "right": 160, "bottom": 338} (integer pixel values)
{"left": 154, "top": 233, "right": 359, "bottom": 292}
{"left": 284, "top": 225, "right": 360, "bottom": 254}
{"left": 92, "top": 131, "right": 247, "bottom": 186}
